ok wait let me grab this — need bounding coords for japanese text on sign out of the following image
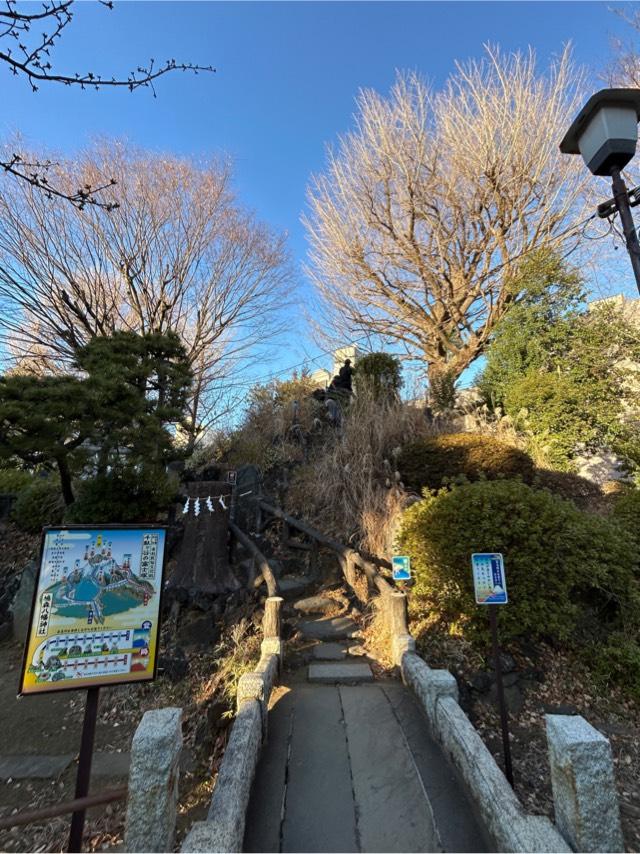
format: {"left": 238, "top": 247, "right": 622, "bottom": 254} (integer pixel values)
{"left": 471, "top": 553, "right": 508, "bottom": 605}
{"left": 19, "top": 526, "right": 167, "bottom": 696}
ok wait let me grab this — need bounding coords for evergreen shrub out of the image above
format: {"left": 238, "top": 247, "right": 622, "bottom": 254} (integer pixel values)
{"left": 66, "top": 467, "right": 176, "bottom": 524}
{"left": 397, "top": 479, "right": 639, "bottom": 646}
{"left": 354, "top": 352, "right": 402, "bottom": 400}
{"left": 0, "top": 469, "right": 33, "bottom": 494}
{"left": 398, "top": 433, "right": 535, "bottom": 492}
{"left": 532, "top": 468, "right": 604, "bottom": 512}
{"left": 611, "top": 488, "right": 640, "bottom": 544}
{"left": 590, "top": 632, "right": 640, "bottom": 701}
{"left": 12, "top": 478, "right": 65, "bottom": 532}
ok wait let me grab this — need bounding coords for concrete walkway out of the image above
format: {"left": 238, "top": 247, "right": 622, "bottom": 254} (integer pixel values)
{"left": 244, "top": 680, "right": 489, "bottom": 853}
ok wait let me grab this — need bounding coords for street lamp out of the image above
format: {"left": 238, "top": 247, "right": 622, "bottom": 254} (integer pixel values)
{"left": 560, "top": 88, "right": 640, "bottom": 294}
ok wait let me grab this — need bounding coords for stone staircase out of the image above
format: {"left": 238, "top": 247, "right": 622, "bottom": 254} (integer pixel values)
{"left": 302, "top": 622, "right": 375, "bottom": 684}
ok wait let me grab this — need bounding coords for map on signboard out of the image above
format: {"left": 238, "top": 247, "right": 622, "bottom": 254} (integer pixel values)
{"left": 392, "top": 555, "right": 411, "bottom": 581}
{"left": 471, "top": 553, "right": 508, "bottom": 605}
{"left": 19, "top": 527, "right": 166, "bottom": 695}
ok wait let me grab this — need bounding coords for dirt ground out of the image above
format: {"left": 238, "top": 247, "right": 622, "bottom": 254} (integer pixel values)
{"left": 0, "top": 521, "right": 251, "bottom": 853}
{"left": 0, "top": 634, "right": 226, "bottom": 853}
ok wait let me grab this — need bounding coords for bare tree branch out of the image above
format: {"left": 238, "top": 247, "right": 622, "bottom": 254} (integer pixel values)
{"left": 0, "top": 0, "right": 214, "bottom": 208}
{"left": 0, "top": 141, "right": 292, "bottom": 444}
{"left": 0, "top": 0, "right": 214, "bottom": 94}
{"left": 304, "top": 47, "right": 592, "bottom": 389}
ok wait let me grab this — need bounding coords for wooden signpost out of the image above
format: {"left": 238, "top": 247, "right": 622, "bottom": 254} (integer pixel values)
{"left": 18, "top": 525, "right": 168, "bottom": 851}
{"left": 471, "top": 552, "right": 514, "bottom": 788}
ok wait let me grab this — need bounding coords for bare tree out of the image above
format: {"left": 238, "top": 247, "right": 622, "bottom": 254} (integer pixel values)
{"left": 0, "top": 141, "right": 291, "bottom": 446}
{"left": 304, "top": 47, "right": 591, "bottom": 396}
{"left": 0, "top": 0, "right": 214, "bottom": 207}
{"left": 606, "top": 6, "right": 640, "bottom": 87}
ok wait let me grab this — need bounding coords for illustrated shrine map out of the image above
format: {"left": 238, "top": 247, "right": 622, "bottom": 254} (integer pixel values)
{"left": 20, "top": 527, "right": 166, "bottom": 695}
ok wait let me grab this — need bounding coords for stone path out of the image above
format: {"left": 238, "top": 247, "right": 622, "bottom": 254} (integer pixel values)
{"left": 0, "top": 749, "right": 195, "bottom": 780}
{"left": 244, "top": 607, "right": 489, "bottom": 853}
{"left": 244, "top": 681, "right": 488, "bottom": 853}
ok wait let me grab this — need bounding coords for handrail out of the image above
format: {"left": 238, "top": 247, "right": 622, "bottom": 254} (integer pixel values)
{"left": 228, "top": 521, "right": 279, "bottom": 597}
{"left": 0, "top": 786, "right": 127, "bottom": 830}
{"left": 256, "top": 499, "right": 396, "bottom": 604}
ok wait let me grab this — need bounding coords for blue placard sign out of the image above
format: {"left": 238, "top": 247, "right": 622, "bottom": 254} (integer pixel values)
{"left": 392, "top": 555, "right": 411, "bottom": 581}
{"left": 471, "top": 553, "right": 508, "bottom": 605}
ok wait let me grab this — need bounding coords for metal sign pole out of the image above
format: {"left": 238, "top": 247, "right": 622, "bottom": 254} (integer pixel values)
{"left": 489, "top": 605, "right": 514, "bottom": 788}
{"left": 68, "top": 686, "right": 100, "bottom": 852}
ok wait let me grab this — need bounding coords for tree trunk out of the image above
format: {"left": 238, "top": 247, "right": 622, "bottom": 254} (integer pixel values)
{"left": 427, "top": 361, "right": 457, "bottom": 412}
{"left": 55, "top": 455, "right": 75, "bottom": 506}
{"left": 167, "top": 481, "right": 239, "bottom": 597}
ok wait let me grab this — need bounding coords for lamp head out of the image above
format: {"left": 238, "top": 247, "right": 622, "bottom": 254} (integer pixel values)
{"left": 560, "top": 88, "right": 640, "bottom": 176}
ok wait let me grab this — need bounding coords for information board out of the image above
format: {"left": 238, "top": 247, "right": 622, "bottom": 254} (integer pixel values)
{"left": 471, "top": 553, "right": 508, "bottom": 605}
{"left": 19, "top": 526, "right": 167, "bottom": 695}
{"left": 392, "top": 555, "right": 411, "bottom": 581}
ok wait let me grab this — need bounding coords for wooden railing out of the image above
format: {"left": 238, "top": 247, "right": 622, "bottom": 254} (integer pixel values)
{"left": 228, "top": 520, "right": 279, "bottom": 597}
{"left": 255, "top": 499, "right": 408, "bottom": 634}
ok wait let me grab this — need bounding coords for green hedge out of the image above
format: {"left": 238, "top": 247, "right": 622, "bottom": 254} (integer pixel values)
{"left": 398, "top": 479, "right": 639, "bottom": 647}
{"left": 611, "top": 488, "right": 640, "bottom": 544}
{"left": 398, "top": 433, "right": 535, "bottom": 492}
{"left": 12, "top": 478, "right": 65, "bottom": 532}
{"left": 65, "top": 467, "right": 176, "bottom": 524}
{"left": 0, "top": 468, "right": 33, "bottom": 494}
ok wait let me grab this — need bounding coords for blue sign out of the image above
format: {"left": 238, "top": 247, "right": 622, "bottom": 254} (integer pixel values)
{"left": 471, "top": 553, "right": 508, "bottom": 604}
{"left": 392, "top": 555, "right": 411, "bottom": 581}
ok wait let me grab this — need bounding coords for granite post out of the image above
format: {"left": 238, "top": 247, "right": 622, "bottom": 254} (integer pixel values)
{"left": 125, "top": 707, "right": 183, "bottom": 853}
{"left": 546, "top": 714, "right": 624, "bottom": 853}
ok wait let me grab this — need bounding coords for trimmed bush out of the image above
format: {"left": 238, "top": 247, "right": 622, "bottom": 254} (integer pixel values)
{"left": 65, "top": 467, "right": 176, "bottom": 524}
{"left": 0, "top": 468, "right": 33, "bottom": 494}
{"left": 398, "top": 432, "right": 535, "bottom": 492}
{"left": 12, "top": 478, "right": 65, "bottom": 532}
{"left": 532, "top": 468, "right": 604, "bottom": 512}
{"left": 591, "top": 632, "right": 640, "bottom": 701}
{"left": 398, "top": 479, "right": 639, "bottom": 647}
{"left": 354, "top": 352, "right": 402, "bottom": 400}
{"left": 611, "top": 488, "right": 640, "bottom": 544}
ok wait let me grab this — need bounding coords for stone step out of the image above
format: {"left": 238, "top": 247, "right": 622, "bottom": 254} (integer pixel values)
{"left": 299, "top": 616, "right": 359, "bottom": 641}
{"left": 293, "top": 595, "right": 336, "bottom": 615}
{"left": 308, "top": 662, "right": 374, "bottom": 684}
{"left": 312, "top": 642, "right": 349, "bottom": 661}
{"left": 278, "top": 576, "right": 314, "bottom": 601}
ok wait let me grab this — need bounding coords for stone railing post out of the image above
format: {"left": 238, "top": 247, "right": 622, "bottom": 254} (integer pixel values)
{"left": 546, "top": 714, "right": 624, "bottom": 853}
{"left": 125, "top": 707, "right": 183, "bottom": 853}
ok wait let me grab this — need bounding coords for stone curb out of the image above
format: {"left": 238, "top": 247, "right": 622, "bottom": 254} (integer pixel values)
{"left": 400, "top": 650, "right": 570, "bottom": 853}
{"left": 181, "top": 700, "right": 262, "bottom": 853}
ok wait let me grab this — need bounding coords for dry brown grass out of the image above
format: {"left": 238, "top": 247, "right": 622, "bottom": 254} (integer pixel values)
{"left": 286, "top": 390, "right": 445, "bottom": 555}
{"left": 361, "top": 594, "right": 394, "bottom": 669}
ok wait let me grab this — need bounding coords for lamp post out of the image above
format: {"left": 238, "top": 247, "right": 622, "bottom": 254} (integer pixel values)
{"left": 560, "top": 88, "right": 640, "bottom": 295}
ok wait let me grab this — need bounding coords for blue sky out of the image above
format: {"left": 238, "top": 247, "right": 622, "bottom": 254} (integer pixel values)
{"left": 1, "top": 1, "right": 635, "bottom": 389}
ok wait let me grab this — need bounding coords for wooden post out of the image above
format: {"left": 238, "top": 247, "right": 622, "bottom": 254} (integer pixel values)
{"left": 263, "top": 597, "right": 284, "bottom": 639}
{"left": 388, "top": 591, "right": 409, "bottom": 636}
{"left": 309, "top": 543, "right": 319, "bottom": 578}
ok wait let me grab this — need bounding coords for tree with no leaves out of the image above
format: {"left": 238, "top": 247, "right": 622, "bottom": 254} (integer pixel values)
{"left": 0, "top": 141, "right": 291, "bottom": 447}
{"left": 304, "top": 47, "right": 590, "bottom": 401}
{"left": 0, "top": 0, "right": 214, "bottom": 207}
{"left": 606, "top": 7, "right": 640, "bottom": 87}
